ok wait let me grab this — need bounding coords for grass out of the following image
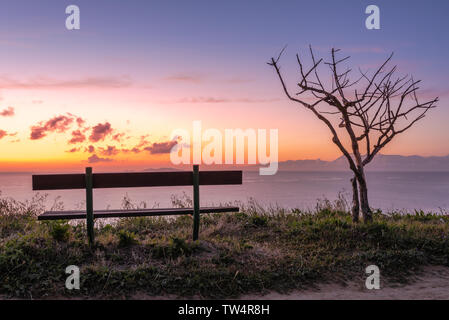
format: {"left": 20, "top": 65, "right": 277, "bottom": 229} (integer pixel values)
{"left": 0, "top": 192, "right": 448, "bottom": 299}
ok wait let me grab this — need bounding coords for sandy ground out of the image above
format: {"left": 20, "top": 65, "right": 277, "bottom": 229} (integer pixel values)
{"left": 241, "top": 266, "right": 449, "bottom": 300}
{"left": 133, "top": 265, "right": 449, "bottom": 300}
{"left": 2, "top": 266, "right": 448, "bottom": 300}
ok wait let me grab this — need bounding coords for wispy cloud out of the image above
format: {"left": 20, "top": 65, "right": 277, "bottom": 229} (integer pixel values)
{"left": 99, "top": 145, "right": 120, "bottom": 156}
{"left": 121, "top": 147, "right": 141, "bottom": 154}
{"left": 0, "top": 130, "right": 16, "bottom": 140}
{"left": 0, "top": 75, "right": 132, "bottom": 90}
{"left": 175, "top": 97, "right": 229, "bottom": 103}
{"left": 69, "top": 130, "right": 86, "bottom": 144}
{"left": 162, "top": 73, "right": 204, "bottom": 83}
{"left": 0, "top": 40, "right": 34, "bottom": 49}
{"left": 135, "top": 135, "right": 151, "bottom": 148}
{"left": 26, "top": 115, "right": 188, "bottom": 159}
{"left": 224, "top": 77, "right": 254, "bottom": 84}
{"left": 89, "top": 122, "right": 113, "bottom": 143}
{"left": 112, "top": 132, "right": 126, "bottom": 142}
{"left": 66, "top": 147, "right": 80, "bottom": 153}
{"left": 313, "top": 45, "right": 386, "bottom": 54}
{"left": 30, "top": 114, "right": 75, "bottom": 140}
{"left": 144, "top": 140, "right": 178, "bottom": 154}
{"left": 167, "top": 97, "right": 281, "bottom": 104}
{"left": 85, "top": 145, "right": 95, "bottom": 153}
{"left": 87, "top": 154, "right": 113, "bottom": 163}
{"left": 162, "top": 73, "right": 255, "bottom": 85}
{"left": 0, "top": 106, "right": 14, "bottom": 117}
{"left": 416, "top": 88, "right": 449, "bottom": 100}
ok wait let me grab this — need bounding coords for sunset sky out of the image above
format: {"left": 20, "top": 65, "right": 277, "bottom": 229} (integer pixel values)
{"left": 0, "top": 0, "right": 448, "bottom": 172}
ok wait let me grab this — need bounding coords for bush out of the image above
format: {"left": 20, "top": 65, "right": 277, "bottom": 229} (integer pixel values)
{"left": 250, "top": 215, "right": 268, "bottom": 227}
{"left": 151, "top": 237, "right": 197, "bottom": 258}
{"left": 118, "top": 230, "right": 138, "bottom": 247}
{"left": 49, "top": 221, "right": 71, "bottom": 242}
{"left": 1, "top": 192, "right": 449, "bottom": 299}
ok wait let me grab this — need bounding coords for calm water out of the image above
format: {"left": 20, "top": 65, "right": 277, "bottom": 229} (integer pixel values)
{"left": 0, "top": 171, "right": 448, "bottom": 213}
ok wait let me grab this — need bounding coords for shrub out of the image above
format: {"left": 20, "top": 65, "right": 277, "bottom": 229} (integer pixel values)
{"left": 49, "top": 221, "right": 71, "bottom": 242}
{"left": 102, "top": 224, "right": 114, "bottom": 233}
{"left": 151, "top": 237, "right": 197, "bottom": 258}
{"left": 1, "top": 192, "right": 449, "bottom": 299}
{"left": 170, "top": 192, "right": 193, "bottom": 208}
{"left": 118, "top": 230, "right": 138, "bottom": 247}
{"left": 250, "top": 215, "right": 268, "bottom": 227}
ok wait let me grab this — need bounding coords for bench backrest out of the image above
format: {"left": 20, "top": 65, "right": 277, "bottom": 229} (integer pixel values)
{"left": 32, "top": 169, "right": 242, "bottom": 190}
{"left": 33, "top": 165, "right": 242, "bottom": 243}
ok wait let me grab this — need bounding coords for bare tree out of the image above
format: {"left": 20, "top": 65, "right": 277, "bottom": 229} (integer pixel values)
{"left": 269, "top": 47, "right": 438, "bottom": 222}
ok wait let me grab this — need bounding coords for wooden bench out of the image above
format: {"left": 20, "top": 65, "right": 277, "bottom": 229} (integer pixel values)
{"left": 33, "top": 165, "right": 242, "bottom": 244}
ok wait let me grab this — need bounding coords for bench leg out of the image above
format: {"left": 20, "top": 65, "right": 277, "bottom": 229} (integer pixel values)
{"left": 192, "top": 165, "right": 200, "bottom": 241}
{"left": 85, "top": 167, "right": 95, "bottom": 245}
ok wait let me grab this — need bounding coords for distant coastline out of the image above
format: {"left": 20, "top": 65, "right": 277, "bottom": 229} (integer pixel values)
{"left": 1, "top": 154, "right": 449, "bottom": 174}
{"left": 248, "top": 154, "right": 449, "bottom": 172}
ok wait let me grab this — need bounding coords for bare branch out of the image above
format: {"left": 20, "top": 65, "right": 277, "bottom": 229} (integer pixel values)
{"left": 269, "top": 46, "right": 438, "bottom": 176}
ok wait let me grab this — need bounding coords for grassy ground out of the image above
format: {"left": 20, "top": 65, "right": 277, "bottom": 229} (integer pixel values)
{"left": 0, "top": 192, "right": 448, "bottom": 299}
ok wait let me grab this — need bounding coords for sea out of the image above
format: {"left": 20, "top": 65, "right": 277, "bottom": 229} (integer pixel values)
{"left": 0, "top": 171, "right": 448, "bottom": 213}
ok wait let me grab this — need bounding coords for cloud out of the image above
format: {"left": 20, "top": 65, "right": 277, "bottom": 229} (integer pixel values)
{"left": 0, "top": 75, "right": 132, "bottom": 90}
{"left": 30, "top": 114, "right": 74, "bottom": 140}
{"left": 135, "top": 135, "right": 151, "bottom": 148}
{"left": 162, "top": 74, "right": 254, "bottom": 85}
{"left": 29, "top": 113, "right": 89, "bottom": 141}
{"left": 69, "top": 130, "right": 86, "bottom": 144}
{"left": 65, "top": 113, "right": 87, "bottom": 129}
{"left": 414, "top": 88, "right": 449, "bottom": 100}
{"left": 99, "top": 145, "right": 120, "bottom": 156}
{"left": 0, "top": 130, "right": 18, "bottom": 141}
{"left": 169, "top": 97, "right": 281, "bottom": 104}
{"left": 224, "top": 77, "right": 254, "bottom": 84}
{"left": 313, "top": 45, "right": 386, "bottom": 54}
{"left": 341, "top": 46, "right": 386, "bottom": 54}
{"left": 76, "top": 117, "right": 86, "bottom": 128}
{"left": 163, "top": 73, "right": 204, "bottom": 83}
{"left": 144, "top": 140, "right": 178, "bottom": 154}
{"left": 32, "top": 100, "right": 43, "bottom": 104}
{"left": 122, "top": 147, "right": 141, "bottom": 154}
{"left": 88, "top": 154, "right": 113, "bottom": 163}
{"left": 176, "top": 97, "right": 229, "bottom": 103}
{"left": 0, "top": 106, "right": 14, "bottom": 117}
{"left": 112, "top": 132, "right": 126, "bottom": 142}
{"left": 29, "top": 115, "right": 127, "bottom": 150}
{"left": 0, "top": 40, "right": 33, "bottom": 49}
{"left": 89, "top": 122, "right": 113, "bottom": 142}
{"left": 85, "top": 145, "right": 95, "bottom": 153}
{"left": 66, "top": 147, "right": 80, "bottom": 153}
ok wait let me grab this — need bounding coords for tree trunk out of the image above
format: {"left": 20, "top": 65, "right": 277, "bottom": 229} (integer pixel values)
{"left": 350, "top": 176, "right": 359, "bottom": 222}
{"left": 357, "top": 169, "right": 372, "bottom": 222}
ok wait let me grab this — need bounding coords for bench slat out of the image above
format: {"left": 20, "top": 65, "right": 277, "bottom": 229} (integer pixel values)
{"left": 37, "top": 206, "right": 240, "bottom": 220}
{"left": 32, "top": 171, "right": 242, "bottom": 190}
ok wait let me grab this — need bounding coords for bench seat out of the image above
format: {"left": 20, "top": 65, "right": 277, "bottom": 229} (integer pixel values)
{"left": 38, "top": 206, "right": 240, "bottom": 220}
{"left": 33, "top": 166, "right": 242, "bottom": 242}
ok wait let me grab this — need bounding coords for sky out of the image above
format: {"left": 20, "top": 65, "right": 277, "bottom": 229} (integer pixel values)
{"left": 0, "top": 0, "right": 448, "bottom": 172}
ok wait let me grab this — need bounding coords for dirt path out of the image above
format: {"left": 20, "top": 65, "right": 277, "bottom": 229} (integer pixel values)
{"left": 241, "top": 266, "right": 449, "bottom": 300}
{"left": 2, "top": 266, "right": 448, "bottom": 300}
